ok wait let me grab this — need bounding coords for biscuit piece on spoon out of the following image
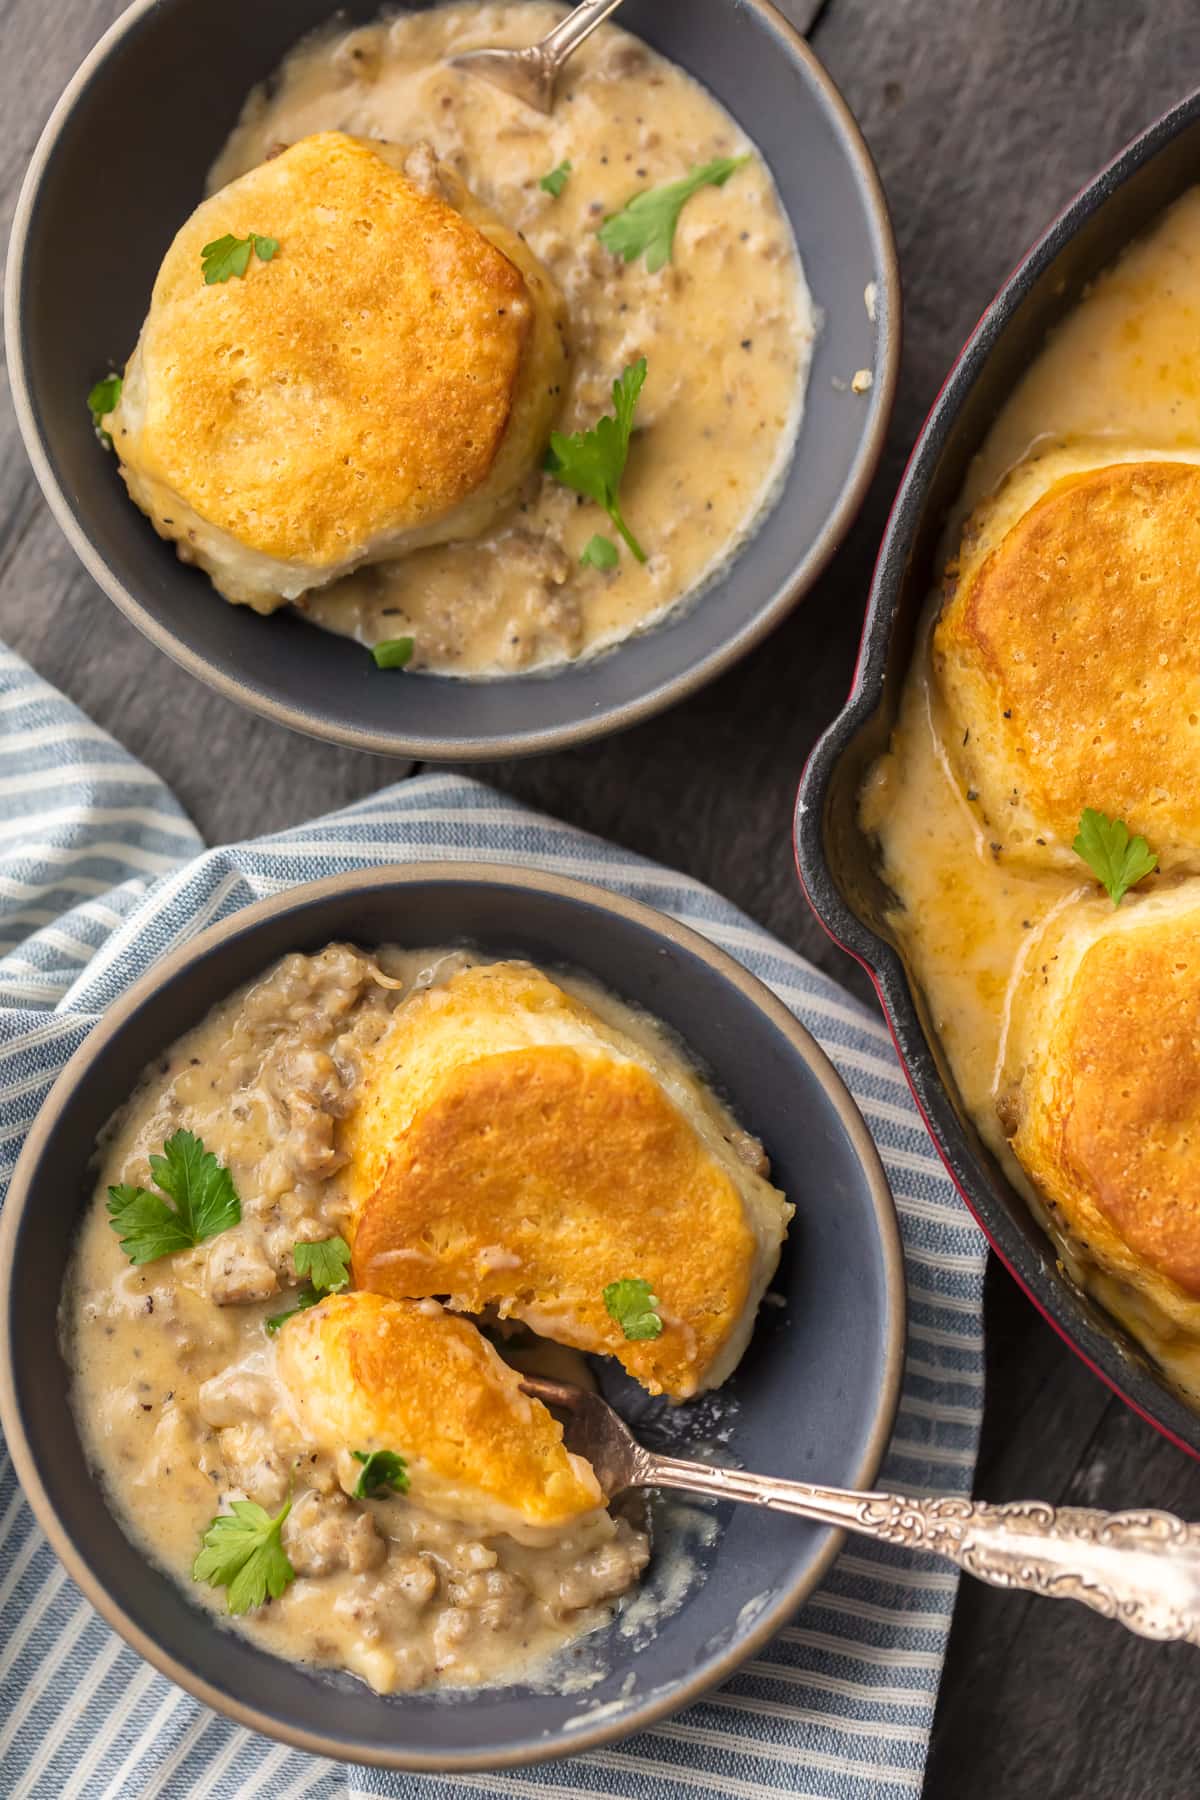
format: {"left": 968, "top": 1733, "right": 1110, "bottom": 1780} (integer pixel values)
{"left": 275, "top": 1291, "right": 603, "bottom": 1542}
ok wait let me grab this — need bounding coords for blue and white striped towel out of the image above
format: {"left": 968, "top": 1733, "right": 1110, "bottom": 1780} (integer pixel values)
{"left": 0, "top": 641, "right": 986, "bottom": 1799}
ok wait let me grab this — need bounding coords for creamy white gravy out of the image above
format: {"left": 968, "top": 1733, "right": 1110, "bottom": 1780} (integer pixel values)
{"left": 862, "top": 188, "right": 1200, "bottom": 1394}
{"left": 63, "top": 943, "right": 754, "bottom": 1693}
{"left": 208, "top": 1, "right": 813, "bottom": 677}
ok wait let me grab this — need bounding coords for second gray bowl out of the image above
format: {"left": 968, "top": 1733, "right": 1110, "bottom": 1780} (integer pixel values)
{"left": 0, "top": 864, "right": 904, "bottom": 1769}
{"left": 6, "top": 0, "right": 897, "bottom": 759}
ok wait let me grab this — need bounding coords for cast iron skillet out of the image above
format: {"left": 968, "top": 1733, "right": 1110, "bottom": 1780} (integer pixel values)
{"left": 5, "top": 0, "right": 898, "bottom": 760}
{"left": 795, "top": 90, "right": 1200, "bottom": 1460}
{"left": 0, "top": 866, "right": 904, "bottom": 1769}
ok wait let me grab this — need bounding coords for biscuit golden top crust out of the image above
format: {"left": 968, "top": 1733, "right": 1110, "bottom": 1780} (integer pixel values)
{"left": 276, "top": 1292, "right": 603, "bottom": 1532}
{"left": 1010, "top": 896, "right": 1200, "bottom": 1297}
{"left": 933, "top": 459, "right": 1200, "bottom": 864}
{"left": 353, "top": 1043, "right": 756, "bottom": 1400}
{"left": 127, "top": 132, "right": 532, "bottom": 566}
{"left": 344, "top": 961, "right": 789, "bottom": 1401}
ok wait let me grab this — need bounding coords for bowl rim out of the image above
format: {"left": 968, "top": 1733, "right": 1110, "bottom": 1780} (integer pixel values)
{"left": 0, "top": 860, "right": 907, "bottom": 1770}
{"left": 793, "top": 86, "right": 1200, "bottom": 1460}
{"left": 4, "top": 0, "right": 901, "bottom": 761}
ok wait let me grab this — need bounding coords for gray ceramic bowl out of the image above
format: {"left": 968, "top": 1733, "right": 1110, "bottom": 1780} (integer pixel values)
{"left": 0, "top": 865, "right": 904, "bottom": 1770}
{"left": 6, "top": 0, "right": 898, "bottom": 760}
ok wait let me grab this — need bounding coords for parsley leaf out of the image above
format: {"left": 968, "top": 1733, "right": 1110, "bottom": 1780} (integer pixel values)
{"left": 581, "top": 533, "right": 619, "bottom": 571}
{"left": 603, "top": 1277, "right": 663, "bottom": 1341}
{"left": 107, "top": 1129, "right": 241, "bottom": 1265}
{"left": 193, "top": 1497, "right": 294, "bottom": 1614}
{"left": 264, "top": 1286, "right": 322, "bottom": 1335}
{"left": 352, "top": 1449, "right": 410, "bottom": 1498}
{"left": 105, "top": 1185, "right": 194, "bottom": 1263}
{"left": 545, "top": 359, "right": 648, "bottom": 563}
{"left": 371, "top": 637, "right": 415, "bottom": 670}
{"left": 87, "top": 373, "right": 122, "bottom": 446}
{"left": 265, "top": 1236, "right": 351, "bottom": 1334}
{"left": 201, "top": 232, "right": 279, "bottom": 285}
{"left": 598, "top": 156, "right": 750, "bottom": 273}
{"left": 539, "top": 159, "right": 573, "bottom": 198}
{"left": 1073, "top": 808, "right": 1158, "bottom": 907}
{"left": 294, "top": 1236, "right": 351, "bottom": 1292}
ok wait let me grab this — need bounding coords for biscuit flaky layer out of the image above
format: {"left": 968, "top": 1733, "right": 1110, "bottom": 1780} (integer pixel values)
{"left": 344, "top": 962, "right": 791, "bottom": 1401}
{"left": 933, "top": 455, "right": 1200, "bottom": 868}
{"left": 276, "top": 1292, "right": 603, "bottom": 1537}
{"left": 1006, "top": 887, "right": 1200, "bottom": 1306}
{"left": 110, "top": 132, "right": 565, "bottom": 594}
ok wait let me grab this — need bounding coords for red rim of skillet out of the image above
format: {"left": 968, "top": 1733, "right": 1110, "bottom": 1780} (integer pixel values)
{"left": 794, "top": 86, "right": 1200, "bottom": 1459}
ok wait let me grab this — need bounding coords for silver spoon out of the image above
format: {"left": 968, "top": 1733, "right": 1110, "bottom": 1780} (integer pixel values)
{"left": 450, "top": 0, "right": 628, "bottom": 114}
{"left": 520, "top": 1374, "right": 1200, "bottom": 1645}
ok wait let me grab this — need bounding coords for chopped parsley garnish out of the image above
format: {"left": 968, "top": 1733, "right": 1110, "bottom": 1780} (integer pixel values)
{"left": 201, "top": 232, "right": 279, "bottom": 285}
{"left": 545, "top": 359, "right": 648, "bottom": 563}
{"left": 264, "top": 1287, "right": 322, "bottom": 1335}
{"left": 352, "top": 1449, "right": 410, "bottom": 1498}
{"left": 106, "top": 1130, "right": 240, "bottom": 1265}
{"left": 265, "top": 1235, "right": 351, "bottom": 1335}
{"left": 540, "top": 159, "right": 573, "bottom": 198}
{"left": 603, "top": 1277, "right": 663, "bottom": 1341}
{"left": 371, "top": 637, "right": 415, "bottom": 671}
{"left": 1073, "top": 808, "right": 1158, "bottom": 907}
{"left": 598, "top": 156, "right": 750, "bottom": 272}
{"left": 87, "top": 373, "right": 122, "bottom": 446}
{"left": 294, "top": 1236, "right": 351, "bottom": 1292}
{"left": 193, "top": 1497, "right": 294, "bottom": 1613}
{"left": 580, "top": 533, "right": 619, "bottom": 571}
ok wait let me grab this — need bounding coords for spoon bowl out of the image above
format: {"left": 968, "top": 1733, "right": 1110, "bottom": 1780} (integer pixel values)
{"left": 451, "top": 0, "right": 628, "bottom": 111}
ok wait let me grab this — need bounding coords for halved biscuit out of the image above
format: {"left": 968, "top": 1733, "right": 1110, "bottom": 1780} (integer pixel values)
{"left": 933, "top": 446, "right": 1200, "bottom": 870}
{"left": 343, "top": 961, "right": 792, "bottom": 1400}
{"left": 106, "top": 131, "right": 568, "bottom": 610}
{"left": 275, "top": 1291, "right": 603, "bottom": 1541}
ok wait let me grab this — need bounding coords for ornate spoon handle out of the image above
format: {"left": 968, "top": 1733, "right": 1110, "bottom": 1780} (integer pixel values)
{"left": 644, "top": 1455, "right": 1200, "bottom": 1644}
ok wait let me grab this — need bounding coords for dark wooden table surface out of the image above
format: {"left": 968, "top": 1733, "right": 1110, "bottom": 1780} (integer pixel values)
{"left": 4, "top": 1, "right": 1200, "bottom": 1794}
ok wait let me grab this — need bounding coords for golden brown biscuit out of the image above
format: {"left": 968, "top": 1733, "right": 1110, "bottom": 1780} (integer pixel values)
{"left": 106, "top": 132, "right": 568, "bottom": 610}
{"left": 932, "top": 447, "right": 1200, "bottom": 870}
{"left": 342, "top": 961, "right": 792, "bottom": 1401}
{"left": 275, "top": 1292, "right": 603, "bottom": 1540}
{"left": 1000, "top": 883, "right": 1200, "bottom": 1339}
